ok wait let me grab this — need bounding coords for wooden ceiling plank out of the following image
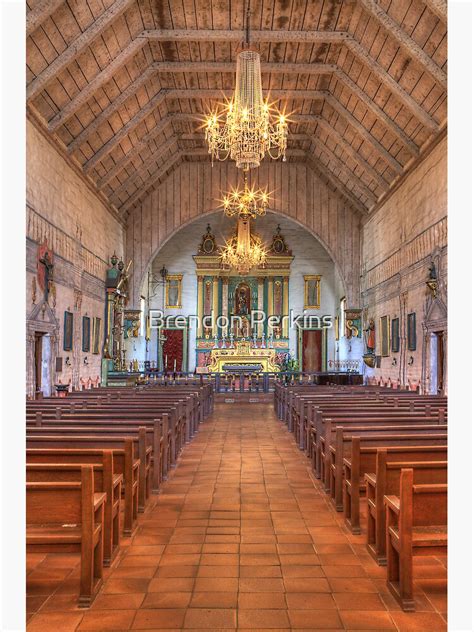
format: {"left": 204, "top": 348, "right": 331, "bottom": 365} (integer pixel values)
{"left": 324, "top": 93, "right": 403, "bottom": 174}
{"left": 47, "top": 38, "right": 147, "bottom": 131}
{"left": 110, "top": 135, "right": 179, "bottom": 200}
{"left": 68, "top": 65, "right": 156, "bottom": 154}
{"left": 26, "top": 0, "right": 65, "bottom": 38}
{"left": 314, "top": 118, "right": 389, "bottom": 190}
{"left": 306, "top": 155, "right": 368, "bottom": 215}
{"left": 334, "top": 69, "right": 419, "bottom": 155}
{"left": 81, "top": 88, "right": 169, "bottom": 171}
{"left": 27, "top": 0, "right": 136, "bottom": 102}
{"left": 346, "top": 39, "right": 438, "bottom": 131}
{"left": 311, "top": 142, "right": 378, "bottom": 205}
{"left": 358, "top": 0, "right": 446, "bottom": 89}
{"left": 421, "top": 0, "right": 447, "bottom": 24}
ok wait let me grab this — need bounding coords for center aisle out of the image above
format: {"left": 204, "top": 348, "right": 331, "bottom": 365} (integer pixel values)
{"left": 31, "top": 402, "right": 447, "bottom": 631}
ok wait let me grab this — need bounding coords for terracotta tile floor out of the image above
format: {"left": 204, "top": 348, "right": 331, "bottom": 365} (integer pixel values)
{"left": 27, "top": 402, "right": 447, "bottom": 631}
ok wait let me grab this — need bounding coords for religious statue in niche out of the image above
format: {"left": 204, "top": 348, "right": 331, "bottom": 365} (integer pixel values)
{"left": 37, "top": 241, "right": 54, "bottom": 304}
{"left": 235, "top": 282, "right": 251, "bottom": 316}
{"left": 362, "top": 317, "right": 376, "bottom": 368}
{"left": 426, "top": 261, "right": 438, "bottom": 298}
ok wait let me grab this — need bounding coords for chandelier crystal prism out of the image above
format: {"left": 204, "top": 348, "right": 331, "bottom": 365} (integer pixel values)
{"left": 205, "top": 6, "right": 288, "bottom": 171}
{"left": 220, "top": 174, "right": 270, "bottom": 220}
{"left": 220, "top": 216, "right": 267, "bottom": 274}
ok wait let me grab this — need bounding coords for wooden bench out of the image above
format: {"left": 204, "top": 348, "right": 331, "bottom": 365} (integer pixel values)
{"left": 26, "top": 465, "right": 106, "bottom": 607}
{"left": 385, "top": 468, "right": 447, "bottom": 611}
{"left": 343, "top": 437, "right": 447, "bottom": 534}
{"left": 26, "top": 439, "right": 139, "bottom": 535}
{"left": 365, "top": 450, "right": 447, "bottom": 564}
{"left": 26, "top": 452, "right": 122, "bottom": 565}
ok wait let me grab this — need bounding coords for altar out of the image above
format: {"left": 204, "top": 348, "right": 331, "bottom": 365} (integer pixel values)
{"left": 208, "top": 340, "right": 280, "bottom": 373}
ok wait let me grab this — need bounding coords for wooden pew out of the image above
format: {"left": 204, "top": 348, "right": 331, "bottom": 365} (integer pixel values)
{"left": 365, "top": 450, "right": 447, "bottom": 564}
{"left": 385, "top": 468, "right": 447, "bottom": 611}
{"left": 26, "top": 427, "right": 152, "bottom": 512}
{"left": 343, "top": 437, "right": 447, "bottom": 534}
{"left": 26, "top": 439, "right": 139, "bottom": 535}
{"left": 26, "top": 465, "right": 106, "bottom": 607}
{"left": 26, "top": 452, "right": 122, "bottom": 566}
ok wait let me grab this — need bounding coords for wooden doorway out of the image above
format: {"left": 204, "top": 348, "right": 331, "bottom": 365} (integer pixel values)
{"left": 298, "top": 328, "right": 327, "bottom": 372}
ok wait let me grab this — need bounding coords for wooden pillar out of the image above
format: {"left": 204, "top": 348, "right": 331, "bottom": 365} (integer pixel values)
{"left": 283, "top": 276, "right": 289, "bottom": 338}
{"left": 197, "top": 276, "right": 204, "bottom": 338}
{"left": 212, "top": 276, "right": 219, "bottom": 336}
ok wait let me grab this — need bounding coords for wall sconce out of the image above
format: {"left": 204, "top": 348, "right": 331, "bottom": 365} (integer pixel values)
{"left": 392, "top": 357, "right": 397, "bottom": 366}
{"left": 407, "top": 356, "right": 414, "bottom": 366}
{"left": 83, "top": 356, "right": 88, "bottom": 365}
{"left": 65, "top": 356, "right": 71, "bottom": 366}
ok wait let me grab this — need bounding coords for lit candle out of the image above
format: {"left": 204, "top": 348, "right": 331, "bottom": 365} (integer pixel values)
{"left": 165, "top": 354, "right": 168, "bottom": 368}
{"left": 173, "top": 359, "right": 177, "bottom": 372}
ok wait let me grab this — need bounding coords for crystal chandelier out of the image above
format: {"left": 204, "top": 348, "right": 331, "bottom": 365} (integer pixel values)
{"left": 205, "top": 4, "right": 288, "bottom": 171}
{"left": 220, "top": 217, "right": 267, "bottom": 274}
{"left": 220, "top": 174, "right": 270, "bottom": 220}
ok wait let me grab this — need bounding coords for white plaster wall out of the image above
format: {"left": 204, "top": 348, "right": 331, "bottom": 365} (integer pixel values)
{"left": 136, "top": 212, "right": 343, "bottom": 371}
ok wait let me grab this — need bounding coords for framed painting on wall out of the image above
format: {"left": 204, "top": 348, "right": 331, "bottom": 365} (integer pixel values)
{"left": 304, "top": 275, "right": 321, "bottom": 309}
{"left": 92, "top": 317, "right": 101, "bottom": 355}
{"left": 407, "top": 312, "right": 417, "bottom": 350}
{"left": 391, "top": 318, "right": 400, "bottom": 353}
{"left": 166, "top": 274, "right": 183, "bottom": 309}
{"left": 82, "top": 316, "right": 91, "bottom": 352}
{"left": 63, "top": 311, "right": 73, "bottom": 351}
{"left": 380, "top": 315, "right": 390, "bottom": 357}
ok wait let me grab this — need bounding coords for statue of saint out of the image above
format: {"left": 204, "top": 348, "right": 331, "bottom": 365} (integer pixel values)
{"left": 365, "top": 318, "right": 376, "bottom": 354}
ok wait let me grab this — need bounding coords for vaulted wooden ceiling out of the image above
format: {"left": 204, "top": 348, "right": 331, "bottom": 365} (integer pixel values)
{"left": 26, "top": 0, "right": 447, "bottom": 218}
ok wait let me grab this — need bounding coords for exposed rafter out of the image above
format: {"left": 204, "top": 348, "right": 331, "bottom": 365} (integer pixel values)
{"left": 309, "top": 142, "right": 378, "bottom": 206}
{"left": 333, "top": 71, "right": 419, "bottom": 156}
{"left": 421, "top": 0, "right": 447, "bottom": 23}
{"left": 26, "top": 0, "right": 64, "bottom": 37}
{"left": 358, "top": 0, "right": 446, "bottom": 89}
{"left": 324, "top": 94, "right": 403, "bottom": 174}
{"left": 26, "top": 0, "right": 136, "bottom": 102}
{"left": 313, "top": 118, "right": 389, "bottom": 190}
{"left": 306, "top": 156, "right": 369, "bottom": 215}
{"left": 345, "top": 39, "right": 439, "bottom": 132}
{"left": 47, "top": 39, "right": 147, "bottom": 132}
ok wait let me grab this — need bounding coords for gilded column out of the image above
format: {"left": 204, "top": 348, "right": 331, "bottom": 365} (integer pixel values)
{"left": 257, "top": 278, "right": 264, "bottom": 337}
{"left": 267, "top": 278, "right": 274, "bottom": 335}
{"left": 212, "top": 276, "right": 219, "bottom": 336}
{"left": 222, "top": 278, "right": 229, "bottom": 335}
{"left": 282, "top": 276, "right": 289, "bottom": 338}
{"left": 197, "top": 276, "right": 204, "bottom": 338}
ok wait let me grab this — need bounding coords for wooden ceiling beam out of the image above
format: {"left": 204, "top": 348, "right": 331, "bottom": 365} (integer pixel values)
{"left": 334, "top": 70, "right": 419, "bottom": 156}
{"left": 26, "top": 0, "right": 64, "bottom": 37}
{"left": 71, "top": 89, "right": 326, "bottom": 161}
{"left": 143, "top": 29, "right": 350, "bottom": 43}
{"left": 67, "top": 66, "right": 157, "bottom": 153}
{"left": 358, "top": 0, "right": 446, "bottom": 89}
{"left": 313, "top": 118, "right": 389, "bottom": 190}
{"left": 27, "top": 0, "right": 137, "bottom": 102}
{"left": 309, "top": 142, "right": 378, "bottom": 205}
{"left": 305, "top": 156, "right": 369, "bottom": 215}
{"left": 152, "top": 61, "right": 338, "bottom": 74}
{"left": 47, "top": 39, "right": 147, "bottom": 132}
{"left": 421, "top": 0, "right": 447, "bottom": 24}
{"left": 81, "top": 89, "right": 169, "bottom": 172}
{"left": 324, "top": 94, "right": 403, "bottom": 174}
{"left": 110, "top": 136, "right": 179, "bottom": 201}
{"left": 346, "top": 39, "right": 439, "bottom": 131}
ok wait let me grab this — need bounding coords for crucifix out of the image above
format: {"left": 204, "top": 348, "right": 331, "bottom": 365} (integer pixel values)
{"left": 39, "top": 250, "right": 54, "bottom": 303}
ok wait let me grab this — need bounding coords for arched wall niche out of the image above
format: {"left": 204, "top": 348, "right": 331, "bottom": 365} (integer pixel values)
{"left": 125, "top": 161, "right": 362, "bottom": 309}
{"left": 129, "top": 211, "right": 348, "bottom": 372}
